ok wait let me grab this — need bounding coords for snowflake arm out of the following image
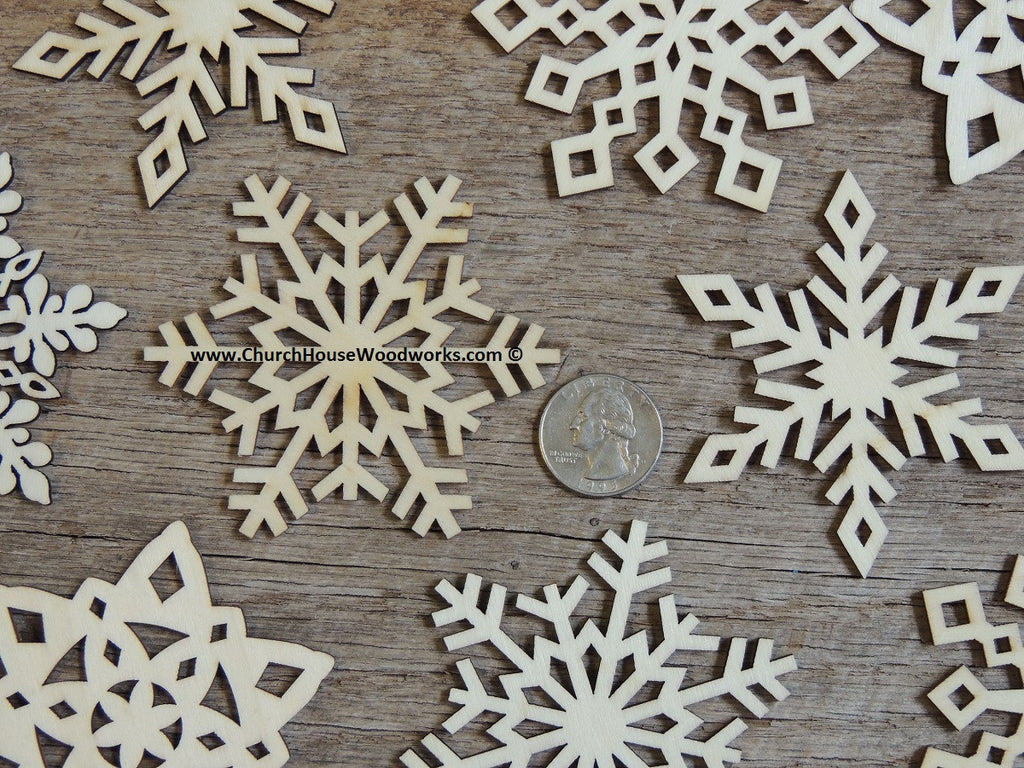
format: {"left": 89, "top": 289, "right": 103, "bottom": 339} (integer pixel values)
{"left": 0, "top": 393, "right": 52, "bottom": 505}
{"left": 403, "top": 520, "right": 796, "bottom": 768}
{"left": 144, "top": 173, "right": 559, "bottom": 538}
{"left": 15, "top": 0, "right": 345, "bottom": 206}
{"left": 680, "top": 272, "right": 833, "bottom": 480}
{"left": 0, "top": 521, "right": 333, "bottom": 768}
{"left": 920, "top": 558, "right": 1024, "bottom": 767}
{"left": 886, "top": 265, "right": 1024, "bottom": 469}
{"left": 0, "top": 274, "right": 126, "bottom": 378}
{"left": 473, "top": 0, "right": 876, "bottom": 210}
{"left": 679, "top": 171, "right": 1024, "bottom": 576}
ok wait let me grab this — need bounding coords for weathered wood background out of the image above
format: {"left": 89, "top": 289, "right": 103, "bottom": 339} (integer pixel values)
{"left": 3, "top": 1, "right": 1024, "bottom": 766}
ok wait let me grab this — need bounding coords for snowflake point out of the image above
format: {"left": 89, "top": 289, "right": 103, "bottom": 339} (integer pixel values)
{"left": 1007, "top": 556, "right": 1024, "bottom": 609}
{"left": 837, "top": 497, "right": 889, "bottom": 577}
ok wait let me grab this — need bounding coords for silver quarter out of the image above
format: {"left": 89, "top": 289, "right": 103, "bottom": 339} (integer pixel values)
{"left": 539, "top": 374, "right": 662, "bottom": 497}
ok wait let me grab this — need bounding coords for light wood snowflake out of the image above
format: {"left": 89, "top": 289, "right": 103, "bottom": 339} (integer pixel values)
{"left": 145, "top": 174, "right": 560, "bottom": 539}
{"left": 853, "top": 0, "right": 1024, "bottom": 184}
{"left": 0, "top": 520, "right": 334, "bottom": 768}
{"left": 679, "top": 171, "right": 1024, "bottom": 576}
{"left": 403, "top": 520, "right": 797, "bottom": 768}
{"left": 922, "top": 559, "right": 1024, "bottom": 767}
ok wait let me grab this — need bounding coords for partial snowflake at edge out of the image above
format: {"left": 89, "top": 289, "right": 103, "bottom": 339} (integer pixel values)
{"left": 679, "top": 171, "right": 1024, "bottom": 577}
{"left": 0, "top": 520, "right": 334, "bottom": 768}
{"left": 15, "top": 0, "right": 346, "bottom": 206}
{"left": 852, "top": 0, "right": 1024, "bottom": 185}
{"left": 0, "top": 151, "right": 127, "bottom": 505}
{"left": 144, "top": 173, "right": 560, "bottom": 539}
{"left": 402, "top": 519, "right": 797, "bottom": 768}
{"left": 922, "top": 558, "right": 1024, "bottom": 767}
{"left": 473, "top": 0, "right": 876, "bottom": 210}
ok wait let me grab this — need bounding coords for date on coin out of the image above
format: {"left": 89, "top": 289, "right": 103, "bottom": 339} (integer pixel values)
{"left": 539, "top": 374, "right": 662, "bottom": 497}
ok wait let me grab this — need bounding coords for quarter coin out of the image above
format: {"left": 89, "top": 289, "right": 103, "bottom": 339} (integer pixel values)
{"left": 539, "top": 374, "right": 662, "bottom": 497}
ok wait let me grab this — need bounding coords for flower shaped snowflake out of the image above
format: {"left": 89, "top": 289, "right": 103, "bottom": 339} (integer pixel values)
{"left": 852, "top": 0, "right": 1024, "bottom": 184}
{"left": 144, "top": 174, "right": 560, "bottom": 539}
{"left": 15, "top": 0, "right": 345, "bottom": 206}
{"left": 0, "top": 521, "right": 334, "bottom": 768}
{"left": 0, "top": 151, "right": 126, "bottom": 505}
{"left": 473, "top": 0, "right": 876, "bottom": 210}
{"left": 679, "top": 171, "right": 1024, "bottom": 576}
{"left": 402, "top": 520, "right": 797, "bottom": 768}
{"left": 921, "top": 558, "right": 1024, "bottom": 767}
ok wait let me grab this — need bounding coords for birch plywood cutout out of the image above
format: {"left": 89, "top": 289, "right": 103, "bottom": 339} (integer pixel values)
{"left": 472, "top": 0, "right": 876, "bottom": 210}
{"left": 0, "top": 521, "right": 334, "bottom": 768}
{"left": 0, "top": 151, "right": 126, "bottom": 505}
{"left": 144, "top": 174, "right": 560, "bottom": 539}
{"left": 921, "top": 559, "right": 1024, "bottom": 767}
{"left": 402, "top": 520, "right": 797, "bottom": 768}
{"left": 852, "top": 0, "right": 1024, "bottom": 184}
{"left": 14, "top": 0, "right": 346, "bottom": 206}
{"left": 679, "top": 171, "right": 1024, "bottom": 577}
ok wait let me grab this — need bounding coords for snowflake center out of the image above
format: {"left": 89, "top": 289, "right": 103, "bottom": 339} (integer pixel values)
{"left": 561, "top": 688, "right": 631, "bottom": 762}
{"left": 809, "top": 329, "right": 904, "bottom": 417}
{"left": 94, "top": 680, "right": 180, "bottom": 764}
{"left": 158, "top": 0, "right": 249, "bottom": 53}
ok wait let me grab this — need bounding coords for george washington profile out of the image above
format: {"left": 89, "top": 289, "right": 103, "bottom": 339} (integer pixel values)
{"left": 569, "top": 387, "right": 640, "bottom": 481}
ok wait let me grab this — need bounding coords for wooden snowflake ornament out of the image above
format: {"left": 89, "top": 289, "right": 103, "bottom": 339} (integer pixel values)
{"left": 921, "top": 559, "right": 1024, "bottom": 767}
{"left": 0, "top": 151, "right": 126, "bottom": 505}
{"left": 144, "top": 174, "right": 560, "bottom": 539}
{"left": 402, "top": 520, "right": 797, "bottom": 768}
{"left": 852, "top": 0, "right": 1024, "bottom": 184}
{"left": 0, "top": 521, "right": 334, "bottom": 768}
{"left": 473, "top": 0, "right": 876, "bottom": 210}
{"left": 14, "top": 0, "right": 346, "bottom": 206}
{"left": 679, "top": 171, "right": 1024, "bottom": 577}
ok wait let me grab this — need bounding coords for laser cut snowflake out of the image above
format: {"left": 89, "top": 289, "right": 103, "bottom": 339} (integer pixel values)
{"left": 401, "top": 520, "right": 797, "bottom": 768}
{"left": 852, "top": 0, "right": 1024, "bottom": 184}
{"left": 144, "top": 174, "right": 560, "bottom": 539}
{"left": 679, "top": 171, "right": 1024, "bottom": 577}
{"left": 15, "top": 0, "right": 346, "bottom": 206}
{"left": 0, "top": 520, "right": 334, "bottom": 768}
{"left": 472, "top": 0, "right": 877, "bottom": 210}
{"left": 0, "top": 151, "right": 127, "bottom": 505}
{"left": 921, "top": 558, "right": 1024, "bottom": 767}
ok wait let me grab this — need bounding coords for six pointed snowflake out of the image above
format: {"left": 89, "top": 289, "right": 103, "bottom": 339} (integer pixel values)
{"left": 0, "top": 520, "right": 334, "bottom": 768}
{"left": 852, "top": 0, "right": 1024, "bottom": 184}
{"left": 15, "top": 0, "right": 346, "bottom": 206}
{"left": 144, "top": 173, "right": 560, "bottom": 539}
{"left": 402, "top": 519, "right": 797, "bottom": 768}
{"left": 0, "top": 151, "right": 127, "bottom": 506}
{"left": 473, "top": 0, "right": 877, "bottom": 210}
{"left": 921, "top": 558, "right": 1024, "bottom": 767}
{"left": 679, "top": 171, "right": 1024, "bottom": 577}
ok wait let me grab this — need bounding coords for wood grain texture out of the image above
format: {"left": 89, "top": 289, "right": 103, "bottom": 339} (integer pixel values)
{"left": 2, "top": 1, "right": 1024, "bottom": 766}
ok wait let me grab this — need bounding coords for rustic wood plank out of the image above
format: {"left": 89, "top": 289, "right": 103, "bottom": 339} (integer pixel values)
{"left": 2, "top": 2, "right": 1024, "bottom": 766}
